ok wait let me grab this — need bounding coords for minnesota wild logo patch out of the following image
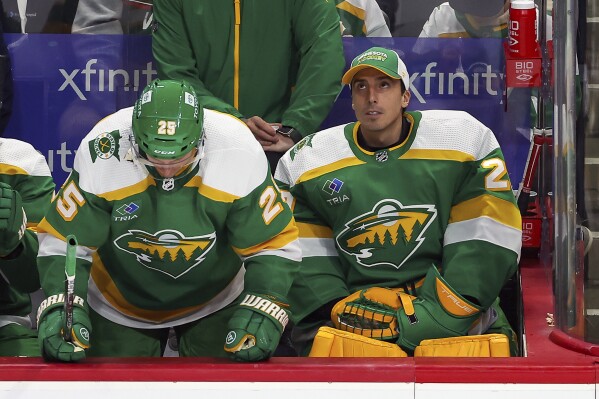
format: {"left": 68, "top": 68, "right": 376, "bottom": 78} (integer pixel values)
{"left": 114, "top": 229, "right": 216, "bottom": 278}
{"left": 336, "top": 199, "right": 437, "bottom": 269}
{"left": 90, "top": 130, "right": 121, "bottom": 162}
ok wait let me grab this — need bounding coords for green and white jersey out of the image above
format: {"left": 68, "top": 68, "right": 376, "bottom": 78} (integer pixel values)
{"left": 38, "top": 108, "right": 300, "bottom": 329}
{"left": 335, "top": 0, "right": 391, "bottom": 37}
{"left": 418, "top": 2, "right": 509, "bottom": 39}
{"left": 0, "top": 138, "right": 55, "bottom": 328}
{"left": 275, "top": 110, "right": 521, "bottom": 323}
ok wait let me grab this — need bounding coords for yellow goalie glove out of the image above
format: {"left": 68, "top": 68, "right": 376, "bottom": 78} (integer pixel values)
{"left": 330, "top": 287, "right": 415, "bottom": 340}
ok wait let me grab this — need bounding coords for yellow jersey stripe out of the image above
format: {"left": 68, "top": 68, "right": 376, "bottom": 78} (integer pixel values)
{"left": 400, "top": 149, "right": 475, "bottom": 162}
{"left": 297, "top": 158, "right": 364, "bottom": 185}
{"left": 233, "top": 219, "right": 299, "bottom": 256}
{"left": 336, "top": 1, "right": 366, "bottom": 20}
{"left": 90, "top": 252, "right": 208, "bottom": 322}
{"left": 37, "top": 218, "right": 67, "bottom": 241}
{"left": 450, "top": 194, "right": 521, "bottom": 229}
{"left": 98, "top": 176, "right": 156, "bottom": 201}
{"left": 186, "top": 176, "right": 240, "bottom": 203}
{"left": 0, "top": 163, "right": 28, "bottom": 175}
{"left": 233, "top": 0, "right": 241, "bottom": 109}
{"left": 297, "top": 222, "right": 333, "bottom": 239}
{"left": 37, "top": 219, "right": 100, "bottom": 251}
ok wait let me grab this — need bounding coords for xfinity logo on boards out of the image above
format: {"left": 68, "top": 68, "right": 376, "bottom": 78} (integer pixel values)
{"left": 46, "top": 142, "right": 76, "bottom": 174}
{"left": 409, "top": 62, "right": 504, "bottom": 104}
{"left": 59, "top": 59, "right": 157, "bottom": 100}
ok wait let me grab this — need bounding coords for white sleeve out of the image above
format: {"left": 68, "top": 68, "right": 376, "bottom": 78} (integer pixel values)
{"left": 364, "top": 0, "right": 392, "bottom": 37}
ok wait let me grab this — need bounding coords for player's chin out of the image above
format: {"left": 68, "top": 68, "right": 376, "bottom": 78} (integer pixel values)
{"left": 359, "top": 120, "right": 386, "bottom": 132}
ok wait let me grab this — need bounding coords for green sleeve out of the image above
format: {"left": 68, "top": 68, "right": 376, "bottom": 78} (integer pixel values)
{"left": 275, "top": 173, "right": 349, "bottom": 323}
{"left": 283, "top": 0, "right": 344, "bottom": 136}
{"left": 15, "top": 174, "right": 55, "bottom": 223}
{"left": 226, "top": 174, "right": 300, "bottom": 300}
{"left": 37, "top": 171, "right": 111, "bottom": 301}
{"left": 442, "top": 147, "right": 521, "bottom": 309}
{"left": 0, "top": 173, "right": 54, "bottom": 292}
{"left": 152, "top": 0, "right": 243, "bottom": 118}
{"left": 0, "top": 232, "right": 40, "bottom": 293}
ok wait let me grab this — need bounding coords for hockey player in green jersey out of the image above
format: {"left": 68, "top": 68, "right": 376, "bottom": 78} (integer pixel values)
{"left": 36, "top": 79, "right": 301, "bottom": 362}
{"left": 0, "top": 138, "right": 55, "bottom": 356}
{"left": 275, "top": 47, "right": 522, "bottom": 356}
{"left": 335, "top": 0, "right": 391, "bottom": 37}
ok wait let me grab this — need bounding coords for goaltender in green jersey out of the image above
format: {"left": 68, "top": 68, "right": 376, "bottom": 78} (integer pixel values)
{"left": 36, "top": 80, "right": 300, "bottom": 362}
{"left": 275, "top": 47, "right": 522, "bottom": 357}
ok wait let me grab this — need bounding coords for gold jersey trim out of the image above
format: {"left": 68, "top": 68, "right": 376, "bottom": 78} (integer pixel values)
{"left": 233, "top": 219, "right": 299, "bottom": 257}
{"left": 450, "top": 194, "right": 521, "bottom": 230}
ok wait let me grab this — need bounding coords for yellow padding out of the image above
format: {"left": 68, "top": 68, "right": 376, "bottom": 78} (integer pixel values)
{"left": 331, "top": 287, "right": 407, "bottom": 340}
{"left": 414, "top": 334, "right": 510, "bottom": 357}
{"left": 309, "top": 327, "right": 408, "bottom": 357}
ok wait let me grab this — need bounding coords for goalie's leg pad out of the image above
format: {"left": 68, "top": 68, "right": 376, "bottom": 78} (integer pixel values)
{"left": 414, "top": 333, "right": 510, "bottom": 357}
{"left": 484, "top": 301, "right": 519, "bottom": 356}
{"left": 309, "top": 326, "right": 408, "bottom": 357}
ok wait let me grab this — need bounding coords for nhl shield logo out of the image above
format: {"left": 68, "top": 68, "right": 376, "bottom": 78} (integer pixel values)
{"left": 375, "top": 150, "right": 388, "bottom": 162}
{"left": 336, "top": 199, "right": 437, "bottom": 269}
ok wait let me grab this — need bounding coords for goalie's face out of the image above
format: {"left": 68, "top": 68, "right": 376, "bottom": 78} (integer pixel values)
{"left": 351, "top": 68, "right": 411, "bottom": 147}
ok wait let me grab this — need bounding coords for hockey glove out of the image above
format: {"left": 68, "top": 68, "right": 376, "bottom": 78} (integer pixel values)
{"left": 396, "top": 266, "right": 483, "bottom": 351}
{"left": 224, "top": 293, "right": 289, "bottom": 362}
{"left": 37, "top": 296, "right": 91, "bottom": 362}
{"left": 0, "top": 182, "right": 27, "bottom": 257}
{"left": 331, "top": 287, "right": 414, "bottom": 341}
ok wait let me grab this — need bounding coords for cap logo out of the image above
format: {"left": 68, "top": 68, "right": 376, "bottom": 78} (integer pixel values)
{"left": 357, "top": 51, "right": 388, "bottom": 65}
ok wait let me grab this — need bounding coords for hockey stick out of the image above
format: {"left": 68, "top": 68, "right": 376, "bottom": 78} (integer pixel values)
{"left": 517, "top": 131, "right": 551, "bottom": 214}
{"left": 63, "top": 234, "right": 78, "bottom": 342}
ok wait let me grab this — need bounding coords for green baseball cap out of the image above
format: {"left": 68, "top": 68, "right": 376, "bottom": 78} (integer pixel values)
{"left": 341, "top": 47, "right": 410, "bottom": 90}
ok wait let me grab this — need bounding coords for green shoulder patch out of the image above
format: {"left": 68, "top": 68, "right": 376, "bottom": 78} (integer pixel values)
{"left": 290, "top": 135, "right": 314, "bottom": 161}
{"left": 89, "top": 130, "right": 121, "bottom": 162}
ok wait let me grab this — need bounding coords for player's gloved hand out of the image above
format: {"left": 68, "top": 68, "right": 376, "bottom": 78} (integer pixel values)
{"left": 0, "top": 182, "right": 27, "bottom": 257}
{"left": 38, "top": 306, "right": 91, "bottom": 362}
{"left": 224, "top": 293, "right": 290, "bottom": 361}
